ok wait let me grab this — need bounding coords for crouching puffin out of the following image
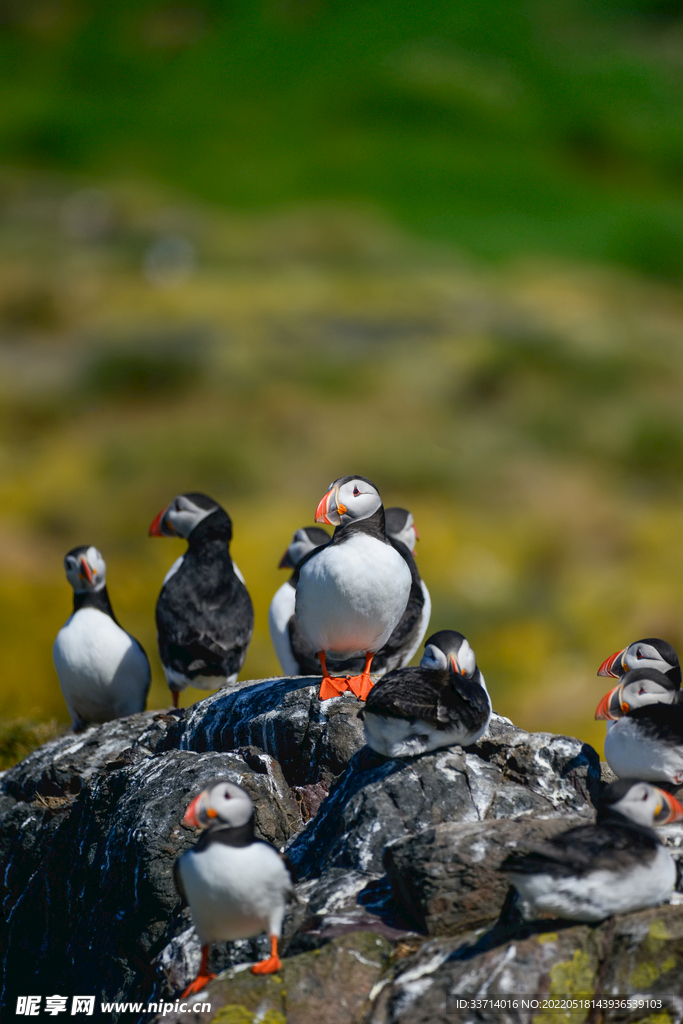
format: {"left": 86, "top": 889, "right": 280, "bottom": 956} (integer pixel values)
{"left": 502, "top": 779, "right": 683, "bottom": 922}
{"left": 175, "top": 781, "right": 293, "bottom": 996}
{"left": 150, "top": 493, "right": 254, "bottom": 707}
{"left": 359, "top": 630, "right": 491, "bottom": 757}
{"left": 295, "top": 476, "right": 412, "bottom": 700}
{"left": 596, "top": 667, "right": 683, "bottom": 785}
{"left": 269, "top": 507, "right": 431, "bottom": 678}
{"left": 53, "top": 545, "right": 151, "bottom": 731}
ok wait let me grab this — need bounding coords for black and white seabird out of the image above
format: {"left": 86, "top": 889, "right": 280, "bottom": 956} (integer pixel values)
{"left": 268, "top": 526, "right": 330, "bottom": 677}
{"left": 502, "top": 779, "right": 683, "bottom": 922}
{"left": 295, "top": 476, "right": 412, "bottom": 700}
{"left": 596, "top": 667, "right": 683, "bottom": 785}
{"left": 175, "top": 781, "right": 293, "bottom": 996}
{"left": 269, "top": 508, "right": 431, "bottom": 678}
{"left": 359, "top": 630, "right": 491, "bottom": 757}
{"left": 150, "top": 493, "right": 254, "bottom": 707}
{"left": 52, "top": 545, "right": 151, "bottom": 731}
{"left": 598, "top": 637, "right": 681, "bottom": 687}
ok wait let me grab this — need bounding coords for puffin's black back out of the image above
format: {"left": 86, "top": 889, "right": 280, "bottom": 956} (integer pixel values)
{"left": 156, "top": 507, "right": 254, "bottom": 682}
{"left": 361, "top": 664, "right": 489, "bottom": 732}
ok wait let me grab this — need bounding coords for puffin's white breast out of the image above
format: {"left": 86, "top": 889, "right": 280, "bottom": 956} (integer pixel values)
{"left": 178, "top": 841, "right": 292, "bottom": 945}
{"left": 53, "top": 607, "right": 149, "bottom": 724}
{"left": 509, "top": 844, "right": 675, "bottom": 922}
{"left": 268, "top": 581, "right": 299, "bottom": 677}
{"left": 604, "top": 716, "right": 683, "bottom": 785}
{"left": 295, "top": 534, "right": 411, "bottom": 658}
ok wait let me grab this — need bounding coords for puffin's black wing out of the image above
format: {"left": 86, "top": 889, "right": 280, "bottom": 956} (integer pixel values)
{"left": 502, "top": 819, "right": 659, "bottom": 879}
{"left": 288, "top": 614, "right": 325, "bottom": 675}
{"left": 361, "top": 667, "right": 447, "bottom": 726}
{"left": 628, "top": 703, "right": 683, "bottom": 743}
{"left": 156, "top": 565, "right": 254, "bottom": 682}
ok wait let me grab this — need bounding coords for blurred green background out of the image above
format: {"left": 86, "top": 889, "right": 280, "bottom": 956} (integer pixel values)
{"left": 1, "top": 0, "right": 683, "bottom": 764}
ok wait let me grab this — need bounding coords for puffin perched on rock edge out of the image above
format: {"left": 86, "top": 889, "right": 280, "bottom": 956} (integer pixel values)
{"left": 596, "top": 667, "right": 683, "bottom": 785}
{"left": 502, "top": 779, "right": 683, "bottom": 922}
{"left": 269, "top": 507, "right": 431, "bottom": 678}
{"left": 294, "top": 476, "right": 412, "bottom": 700}
{"left": 150, "top": 492, "right": 254, "bottom": 707}
{"left": 53, "top": 545, "right": 151, "bottom": 731}
{"left": 359, "top": 629, "right": 491, "bottom": 757}
{"left": 175, "top": 781, "right": 293, "bottom": 996}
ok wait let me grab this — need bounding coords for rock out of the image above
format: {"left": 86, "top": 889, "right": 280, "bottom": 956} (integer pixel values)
{"left": 153, "top": 932, "right": 393, "bottom": 1024}
{"left": 367, "top": 904, "right": 683, "bottom": 1024}
{"left": 286, "top": 716, "right": 600, "bottom": 883}
{"left": 158, "top": 677, "right": 367, "bottom": 786}
{"left": 383, "top": 817, "right": 583, "bottom": 935}
{"left": 5, "top": 674, "right": 671, "bottom": 1024}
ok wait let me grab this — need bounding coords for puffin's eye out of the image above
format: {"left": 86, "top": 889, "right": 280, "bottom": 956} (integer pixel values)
{"left": 353, "top": 486, "right": 360, "bottom": 496}
{"left": 638, "top": 687, "right": 646, "bottom": 694}
{"left": 636, "top": 649, "right": 643, "bottom": 659}
{"left": 223, "top": 789, "right": 231, "bottom": 799}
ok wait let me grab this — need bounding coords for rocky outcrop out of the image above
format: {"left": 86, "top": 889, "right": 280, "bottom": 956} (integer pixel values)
{"left": 0, "top": 676, "right": 681, "bottom": 1024}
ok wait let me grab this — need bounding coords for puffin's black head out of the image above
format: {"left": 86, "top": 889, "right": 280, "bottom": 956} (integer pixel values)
{"left": 182, "top": 780, "right": 254, "bottom": 830}
{"left": 385, "top": 507, "right": 419, "bottom": 554}
{"left": 598, "top": 637, "right": 681, "bottom": 686}
{"left": 279, "top": 526, "right": 330, "bottom": 569}
{"left": 596, "top": 666, "right": 678, "bottom": 721}
{"left": 598, "top": 778, "right": 683, "bottom": 826}
{"left": 420, "top": 629, "right": 477, "bottom": 678}
{"left": 63, "top": 545, "right": 107, "bottom": 593}
{"left": 149, "top": 492, "right": 231, "bottom": 541}
{"left": 315, "top": 476, "right": 382, "bottom": 528}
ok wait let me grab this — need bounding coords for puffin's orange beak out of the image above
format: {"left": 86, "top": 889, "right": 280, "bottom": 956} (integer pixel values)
{"left": 655, "top": 789, "right": 683, "bottom": 824}
{"left": 149, "top": 506, "right": 169, "bottom": 537}
{"left": 316, "top": 487, "right": 346, "bottom": 525}
{"left": 598, "top": 647, "right": 626, "bottom": 678}
{"left": 79, "top": 557, "right": 94, "bottom": 584}
{"left": 182, "top": 791, "right": 204, "bottom": 828}
{"left": 595, "top": 684, "right": 623, "bottom": 720}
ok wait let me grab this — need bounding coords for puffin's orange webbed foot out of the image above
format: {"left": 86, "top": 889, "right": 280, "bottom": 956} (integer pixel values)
{"left": 181, "top": 946, "right": 215, "bottom": 997}
{"left": 346, "top": 652, "right": 375, "bottom": 700}
{"left": 251, "top": 935, "right": 282, "bottom": 974}
{"left": 318, "top": 676, "right": 350, "bottom": 700}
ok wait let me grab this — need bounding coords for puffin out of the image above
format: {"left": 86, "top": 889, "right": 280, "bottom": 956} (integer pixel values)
{"left": 359, "top": 629, "right": 491, "bottom": 757}
{"left": 596, "top": 667, "right": 683, "bottom": 785}
{"left": 150, "top": 493, "right": 254, "bottom": 707}
{"left": 502, "top": 779, "right": 683, "bottom": 922}
{"left": 294, "top": 476, "right": 412, "bottom": 700}
{"left": 268, "top": 526, "right": 330, "bottom": 677}
{"left": 52, "top": 545, "right": 151, "bottom": 731}
{"left": 269, "top": 508, "right": 431, "bottom": 678}
{"left": 175, "top": 781, "right": 293, "bottom": 996}
{"left": 598, "top": 637, "right": 681, "bottom": 687}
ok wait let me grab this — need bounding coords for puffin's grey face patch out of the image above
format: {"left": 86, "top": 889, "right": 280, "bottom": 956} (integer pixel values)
{"left": 335, "top": 478, "right": 382, "bottom": 523}
{"left": 166, "top": 495, "right": 217, "bottom": 538}
{"left": 420, "top": 643, "right": 448, "bottom": 671}
{"left": 624, "top": 641, "right": 677, "bottom": 675}
{"left": 611, "top": 781, "right": 663, "bottom": 828}
{"left": 206, "top": 781, "right": 253, "bottom": 826}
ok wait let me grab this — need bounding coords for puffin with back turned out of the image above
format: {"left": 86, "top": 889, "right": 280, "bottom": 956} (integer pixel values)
{"left": 359, "top": 629, "right": 491, "bottom": 757}
{"left": 596, "top": 667, "right": 683, "bottom": 785}
{"left": 295, "top": 476, "right": 412, "bottom": 700}
{"left": 269, "top": 507, "right": 431, "bottom": 678}
{"left": 150, "top": 493, "right": 254, "bottom": 707}
{"left": 502, "top": 779, "right": 683, "bottom": 922}
{"left": 175, "top": 781, "right": 293, "bottom": 996}
{"left": 53, "top": 545, "right": 151, "bottom": 731}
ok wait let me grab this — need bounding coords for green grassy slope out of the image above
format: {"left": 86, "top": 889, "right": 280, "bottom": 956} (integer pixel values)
{"left": 1, "top": 0, "right": 682, "bottom": 273}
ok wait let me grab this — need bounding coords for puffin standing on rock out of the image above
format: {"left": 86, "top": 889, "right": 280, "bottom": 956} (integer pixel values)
{"left": 360, "top": 630, "right": 491, "bottom": 757}
{"left": 502, "top": 779, "right": 683, "bottom": 922}
{"left": 150, "top": 493, "right": 254, "bottom": 707}
{"left": 53, "top": 545, "right": 151, "bottom": 731}
{"left": 596, "top": 667, "right": 683, "bottom": 785}
{"left": 176, "top": 781, "right": 293, "bottom": 996}
{"left": 295, "top": 476, "right": 412, "bottom": 700}
{"left": 269, "top": 508, "right": 431, "bottom": 678}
